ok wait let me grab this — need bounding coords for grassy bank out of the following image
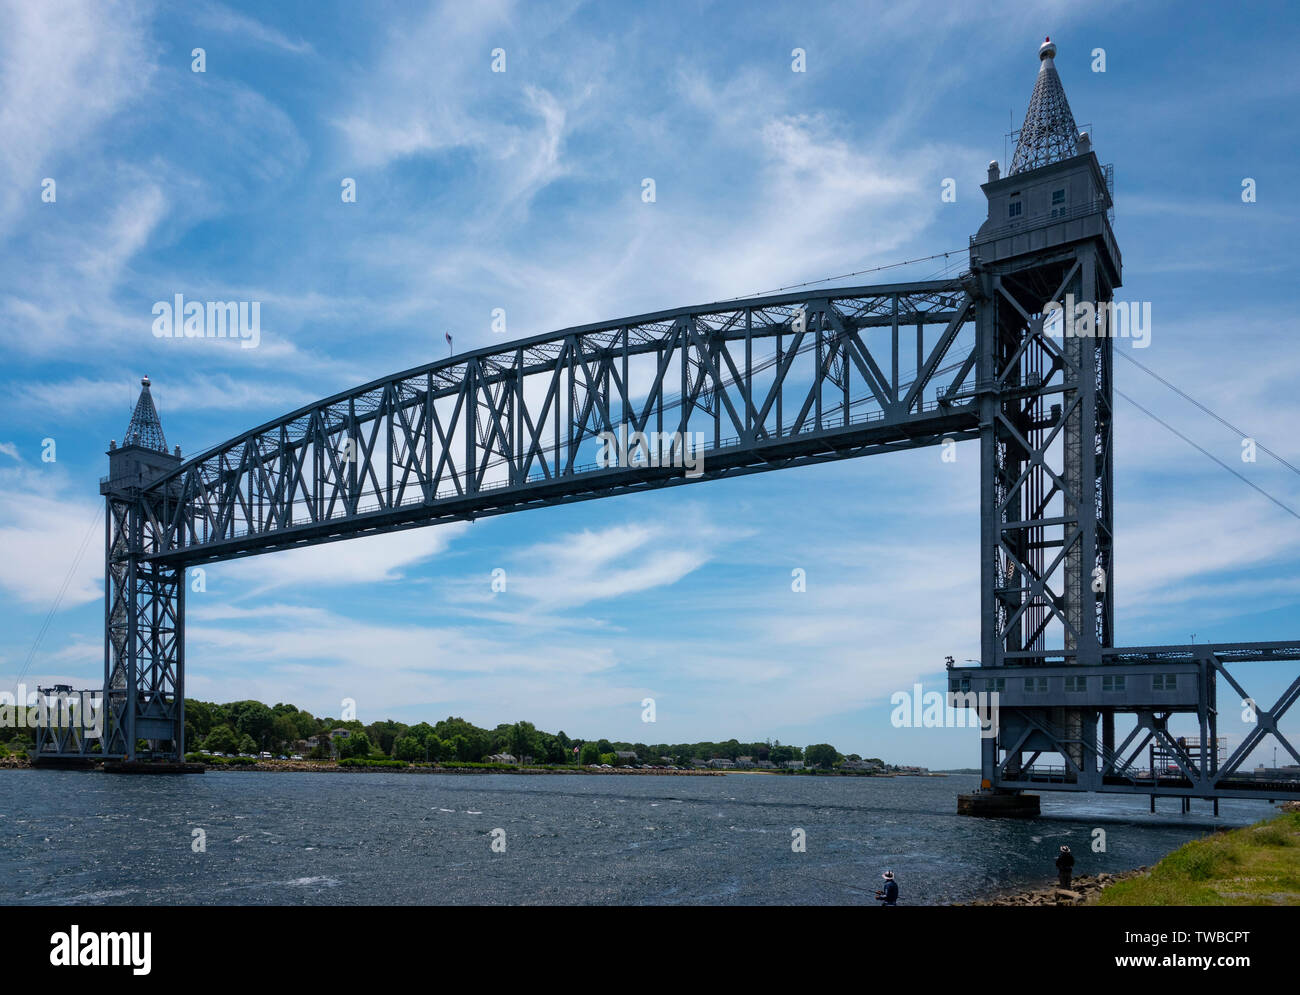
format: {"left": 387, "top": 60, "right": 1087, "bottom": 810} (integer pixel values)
{"left": 1097, "top": 810, "right": 1300, "bottom": 906}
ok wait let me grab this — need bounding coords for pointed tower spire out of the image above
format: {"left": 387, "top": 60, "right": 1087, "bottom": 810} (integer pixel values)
{"left": 1009, "top": 36, "right": 1080, "bottom": 175}
{"left": 123, "top": 376, "right": 169, "bottom": 453}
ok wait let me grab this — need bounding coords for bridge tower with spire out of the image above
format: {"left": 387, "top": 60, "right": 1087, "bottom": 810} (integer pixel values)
{"left": 101, "top": 377, "right": 186, "bottom": 760}
{"left": 962, "top": 37, "right": 1121, "bottom": 812}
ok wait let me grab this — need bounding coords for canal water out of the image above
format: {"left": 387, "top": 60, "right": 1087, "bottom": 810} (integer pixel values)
{"left": 0, "top": 770, "right": 1277, "bottom": 905}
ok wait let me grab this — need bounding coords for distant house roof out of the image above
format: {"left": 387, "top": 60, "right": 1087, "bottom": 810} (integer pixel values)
{"left": 615, "top": 750, "right": 638, "bottom": 759}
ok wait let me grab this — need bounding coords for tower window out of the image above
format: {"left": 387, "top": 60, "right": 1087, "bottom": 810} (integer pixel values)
{"left": 1153, "top": 674, "right": 1178, "bottom": 691}
{"left": 1064, "top": 675, "right": 1087, "bottom": 692}
{"left": 1025, "top": 676, "right": 1047, "bottom": 693}
{"left": 1102, "top": 675, "right": 1126, "bottom": 692}
{"left": 1052, "top": 188, "right": 1066, "bottom": 205}
{"left": 1008, "top": 195, "right": 1023, "bottom": 218}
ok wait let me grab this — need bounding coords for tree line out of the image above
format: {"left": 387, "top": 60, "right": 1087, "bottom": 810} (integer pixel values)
{"left": 181, "top": 698, "right": 882, "bottom": 769}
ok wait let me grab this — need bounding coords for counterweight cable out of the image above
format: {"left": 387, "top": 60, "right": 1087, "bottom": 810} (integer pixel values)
{"left": 12, "top": 504, "right": 103, "bottom": 688}
{"left": 718, "top": 248, "right": 967, "bottom": 302}
{"left": 1116, "top": 348, "right": 1300, "bottom": 479}
{"left": 1115, "top": 387, "right": 1300, "bottom": 522}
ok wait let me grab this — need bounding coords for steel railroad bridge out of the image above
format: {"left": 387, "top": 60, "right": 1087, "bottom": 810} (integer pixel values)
{"left": 37, "top": 39, "right": 1300, "bottom": 813}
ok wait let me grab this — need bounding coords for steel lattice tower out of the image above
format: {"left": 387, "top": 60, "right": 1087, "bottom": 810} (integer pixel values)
{"left": 122, "top": 376, "right": 168, "bottom": 453}
{"left": 1008, "top": 38, "right": 1079, "bottom": 175}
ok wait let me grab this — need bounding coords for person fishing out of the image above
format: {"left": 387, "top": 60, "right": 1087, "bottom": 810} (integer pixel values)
{"left": 875, "top": 870, "right": 899, "bottom": 906}
{"left": 1055, "top": 845, "right": 1075, "bottom": 889}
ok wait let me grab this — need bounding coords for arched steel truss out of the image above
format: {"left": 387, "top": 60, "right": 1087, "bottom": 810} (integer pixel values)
{"left": 141, "top": 279, "right": 980, "bottom": 565}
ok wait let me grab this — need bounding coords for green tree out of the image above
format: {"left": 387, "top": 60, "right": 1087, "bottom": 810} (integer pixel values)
{"left": 508, "top": 721, "right": 537, "bottom": 763}
{"left": 393, "top": 735, "right": 423, "bottom": 761}
{"left": 450, "top": 734, "right": 471, "bottom": 761}
{"left": 185, "top": 699, "right": 213, "bottom": 746}
{"left": 580, "top": 742, "right": 600, "bottom": 765}
{"left": 804, "top": 743, "right": 839, "bottom": 769}
{"left": 227, "top": 701, "right": 275, "bottom": 750}
{"left": 292, "top": 710, "right": 319, "bottom": 739}
{"left": 271, "top": 714, "right": 299, "bottom": 752}
{"left": 366, "top": 719, "right": 408, "bottom": 756}
{"left": 237, "top": 733, "right": 258, "bottom": 755}
{"left": 337, "top": 731, "right": 372, "bottom": 759}
{"left": 435, "top": 717, "right": 490, "bottom": 761}
{"left": 203, "top": 724, "right": 239, "bottom": 755}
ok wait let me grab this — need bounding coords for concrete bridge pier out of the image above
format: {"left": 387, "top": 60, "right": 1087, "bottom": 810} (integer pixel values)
{"left": 958, "top": 790, "right": 1041, "bottom": 818}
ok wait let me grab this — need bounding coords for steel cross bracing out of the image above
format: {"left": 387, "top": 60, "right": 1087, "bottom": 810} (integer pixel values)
{"left": 953, "top": 642, "right": 1300, "bottom": 800}
{"left": 138, "top": 281, "right": 981, "bottom": 567}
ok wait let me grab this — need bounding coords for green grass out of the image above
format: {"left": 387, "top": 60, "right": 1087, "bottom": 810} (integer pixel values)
{"left": 1098, "top": 811, "right": 1300, "bottom": 906}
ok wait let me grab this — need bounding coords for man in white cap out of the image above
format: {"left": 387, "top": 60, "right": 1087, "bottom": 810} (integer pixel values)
{"left": 1055, "top": 845, "right": 1075, "bottom": 889}
{"left": 875, "top": 870, "right": 899, "bottom": 906}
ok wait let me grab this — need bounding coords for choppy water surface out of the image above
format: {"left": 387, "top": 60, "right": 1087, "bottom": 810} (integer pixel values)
{"left": 0, "top": 770, "right": 1277, "bottom": 905}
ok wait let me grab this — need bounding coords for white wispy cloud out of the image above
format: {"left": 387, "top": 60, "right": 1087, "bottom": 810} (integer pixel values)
{"left": 206, "top": 523, "right": 471, "bottom": 597}
{"left": 0, "top": 0, "right": 154, "bottom": 226}
{"left": 0, "top": 467, "right": 101, "bottom": 609}
{"left": 191, "top": 1, "right": 315, "bottom": 56}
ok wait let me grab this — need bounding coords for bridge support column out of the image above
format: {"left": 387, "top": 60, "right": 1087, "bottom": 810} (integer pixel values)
{"left": 957, "top": 791, "right": 1040, "bottom": 817}
{"left": 104, "top": 469, "right": 185, "bottom": 762}
{"left": 961, "top": 45, "right": 1120, "bottom": 813}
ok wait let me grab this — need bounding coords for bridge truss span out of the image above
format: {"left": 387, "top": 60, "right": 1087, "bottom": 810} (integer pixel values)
{"left": 142, "top": 279, "right": 980, "bottom": 565}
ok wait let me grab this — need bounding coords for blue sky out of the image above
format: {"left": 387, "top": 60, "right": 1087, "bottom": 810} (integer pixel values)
{"left": 3, "top": 0, "right": 1299, "bottom": 768}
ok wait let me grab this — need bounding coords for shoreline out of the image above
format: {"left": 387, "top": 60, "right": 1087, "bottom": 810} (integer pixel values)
{"left": 956, "top": 805, "right": 1300, "bottom": 906}
{"left": 1, "top": 756, "right": 930, "bottom": 776}
{"left": 0, "top": 756, "right": 726, "bottom": 775}
{"left": 951, "top": 869, "right": 1146, "bottom": 906}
